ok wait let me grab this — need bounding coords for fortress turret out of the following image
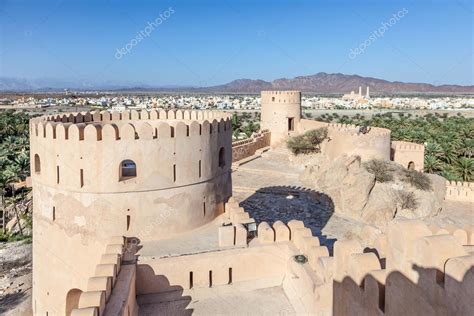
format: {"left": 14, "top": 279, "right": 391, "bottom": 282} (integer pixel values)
{"left": 30, "top": 109, "right": 232, "bottom": 314}
{"left": 260, "top": 91, "right": 301, "bottom": 145}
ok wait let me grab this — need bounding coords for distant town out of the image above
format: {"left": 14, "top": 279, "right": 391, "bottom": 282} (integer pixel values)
{"left": 0, "top": 86, "right": 473, "bottom": 113}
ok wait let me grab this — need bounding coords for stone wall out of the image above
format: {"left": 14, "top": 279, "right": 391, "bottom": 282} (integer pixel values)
{"left": 232, "top": 130, "right": 271, "bottom": 162}
{"left": 445, "top": 181, "right": 474, "bottom": 203}
{"left": 391, "top": 140, "right": 425, "bottom": 172}
{"left": 298, "top": 119, "right": 392, "bottom": 161}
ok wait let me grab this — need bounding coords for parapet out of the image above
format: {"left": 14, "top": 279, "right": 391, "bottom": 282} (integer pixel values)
{"left": 67, "top": 236, "right": 134, "bottom": 316}
{"left": 445, "top": 181, "right": 474, "bottom": 202}
{"left": 261, "top": 91, "right": 301, "bottom": 104}
{"left": 391, "top": 140, "right": 424, "bottom": 152}
{"left": 31, "top": 109, "right": 232, "bottom": 142}
{"left": 232, "top": 129, "right": 271, "bottom": 162}
{"left": 329, "top": 219, "right": 473, "bottom": 315}
{"left": 29, "top": 109, "right": 233, "bottom": 192}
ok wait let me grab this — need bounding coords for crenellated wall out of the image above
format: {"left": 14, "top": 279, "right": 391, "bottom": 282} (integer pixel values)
{"left": 232, "top": 130, "right": 271, "bottom": 162}
{"left": 391, "top": 140, "right": 425, "bottom": 171}
{"left": 298, "top": 119, "right": 392, "bottom": 161}
{"left": 445, "top": 181, "right": 474, "bottom": 203}
{"left": 31, "top": 109, "right": 233, "bottom": 316}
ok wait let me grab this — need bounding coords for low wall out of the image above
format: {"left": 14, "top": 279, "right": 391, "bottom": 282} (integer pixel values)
{"left": 298, "top": 120, "right": 391, "bottom": 161}
{"left": 232, "top": 130, "right": 271, "bottom": 162}
{"left": 445, "top": 181, "right": 474, "bottom": 203}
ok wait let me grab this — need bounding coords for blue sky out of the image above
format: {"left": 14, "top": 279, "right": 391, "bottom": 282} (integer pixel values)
{"left": 1, "top": 0, "right": 473, "bottom": 87}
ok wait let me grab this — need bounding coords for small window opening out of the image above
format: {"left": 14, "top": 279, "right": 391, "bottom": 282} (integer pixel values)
{"left": 120, "top": 160, "right": 137, "bottom": 180}
{"left": 52, "top": 207, "right": 56, "bottom": 221}
{"left": 228, "top": 268, "right": 233, "bottom": 284}
{"left": 34, "top": 154, "right": 41, "bottom": 174}
{"left": 189, "top": 272, "right": 193, "bottom": 289}
{"left": 408, "top": 161, "right": 415, "bottom": 170}
{"left": 56, "top": 166, "right": 60, "bottom": 184}
{"left": 218, "top": 147, "right": 225, "bottom": 168}
{"left": 126, "top": 215, "right": 131, "bottom": 231}
{"left": 199, "top": 160, "right": 202, "bottom": 178}
{"left": 288, "top": 117, "right": 295, "bottom": 131}
{"left": 272, "top": 96, "right": 275, "bottom": 101}
{"left": 80, "top": 169, "right": 84, "bottom": 187}
{"left": 203, "top": 202, "right": 206, "bottom": 217}
{"left": 209, "top": 270, "right": 213, "bottom": 287}
{"left": 173, "top": 164, "right": 177, "bottom": 182}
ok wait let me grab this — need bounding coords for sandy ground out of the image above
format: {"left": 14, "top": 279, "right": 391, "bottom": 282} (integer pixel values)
{"left": 137, "top": 285, "right": 296, "bottom": 316}
{"left": 0, "top": 240, "right": 32, "bottom": 316}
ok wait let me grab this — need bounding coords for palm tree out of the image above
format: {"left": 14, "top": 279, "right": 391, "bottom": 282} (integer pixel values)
{"left": 440, "top": 144, "right": 459, "bottom": 165}
{"left": 424, "top": 155, "right": 442, "bottom": 173}
{"left": 425, "top": 143, "right": 443, "bottom": 158}
{"left": 0, "top": 172, "right": 15, "bottom": 234}
{"left": 455, "top": 157, "right": 474, "bottom": 181}
{"left": 439, "top": 164, "right": 459, "bottom": 181}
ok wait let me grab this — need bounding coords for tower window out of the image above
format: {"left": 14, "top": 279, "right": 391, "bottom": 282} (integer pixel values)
{"left": 218, "top": 147, "right": 225, "bottom": 168}
{"left": 288, "top": 117, "right": 295, "bottom": 131}
{"left": 80, "top": 169, "right": 84, "bottom": 187}
{"left": 272, "top": 97, "right": 275, "bottom": 102}
{"left": 34, "top": 154, "right": 41, "bottom": 174}
{"left": 120, "top": 160, "right": 137, "bottom": 180}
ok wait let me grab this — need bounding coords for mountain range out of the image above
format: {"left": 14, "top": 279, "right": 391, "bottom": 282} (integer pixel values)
{"left": 1, "top": 73, "right": 473, "bottom": 94}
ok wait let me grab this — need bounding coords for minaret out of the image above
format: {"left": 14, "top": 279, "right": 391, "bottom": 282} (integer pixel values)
{"left": 358, "top": 86, "right": 362, "bottom": 96}
{"left": 366, "top": 86, "right": 370, "bottom": 98}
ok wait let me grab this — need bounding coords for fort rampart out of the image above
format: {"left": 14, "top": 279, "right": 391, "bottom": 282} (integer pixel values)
{"left": 445, "top": 181, "right": 474, "bottom": 203}
{"left": 231, "top": 129, "right": 271, "bottom": 162}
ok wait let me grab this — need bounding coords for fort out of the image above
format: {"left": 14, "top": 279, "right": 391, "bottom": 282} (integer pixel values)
{"left": 29, "top": 92, "right": 473, "bottom": 315}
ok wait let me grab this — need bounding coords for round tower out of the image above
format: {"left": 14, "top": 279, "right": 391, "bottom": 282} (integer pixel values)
{"left": 30, "top": 109, "right": 232, "bottom": 314}
{"left": 260, "top": 91, "right": 301, "bottom": 145}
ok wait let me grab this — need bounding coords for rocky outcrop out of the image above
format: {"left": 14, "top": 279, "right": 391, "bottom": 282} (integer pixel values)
{"left": 301, "top": 154, "right": 444, "bottom": 229}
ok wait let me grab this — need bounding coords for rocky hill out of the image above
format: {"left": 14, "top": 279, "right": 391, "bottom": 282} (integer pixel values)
{"left": 206, "top": 73, "right": 474, "bottom": 94}
{"left": 2, "top": 73, "right": 473, "bottom": 94}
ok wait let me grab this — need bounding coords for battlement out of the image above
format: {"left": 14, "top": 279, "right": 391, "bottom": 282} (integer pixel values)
{"left": 31, "top": 116, "right": 231, "bottom": 142}
{"left": 40, "top": 109, "right": 231, "bottom": 124}
{"left": 249, "top": 217, "right": 474, "bottom": 315}
{"left": 232, "top": 129, "right": 271, "bottom": 162}
{"left": 391, "top": 140, "right": 424, "bottom": 151}
{"left": 31, "top": 109, "right": 232, "bottom": 142}
{"left": 446, "top": 181, "right": 474, "bottom": 188}
{"left": 261, "top": 90, "right": 301, "bottom": 104}
{"left": 445, "top": 180, "right": 474, "bottom": 202}
{"left": 29, "top": 109, "right": 233, "bottom": 192}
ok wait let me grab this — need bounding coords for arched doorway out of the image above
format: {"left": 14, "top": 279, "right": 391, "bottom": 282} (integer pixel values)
{"left": 408, "top": 161, "right": 415, "bottom": 170}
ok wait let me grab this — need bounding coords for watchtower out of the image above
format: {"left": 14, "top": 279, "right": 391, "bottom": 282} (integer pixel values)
{"left": 260, "top": 91, "right": 301, "bottom": 145}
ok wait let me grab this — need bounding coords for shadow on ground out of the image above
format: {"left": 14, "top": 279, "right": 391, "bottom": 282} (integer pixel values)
{"left": 240, "top": 185, "right": 337, "bottom": 251}
{"left": 0, "top": 290, "right": 29, "bottom": 314}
